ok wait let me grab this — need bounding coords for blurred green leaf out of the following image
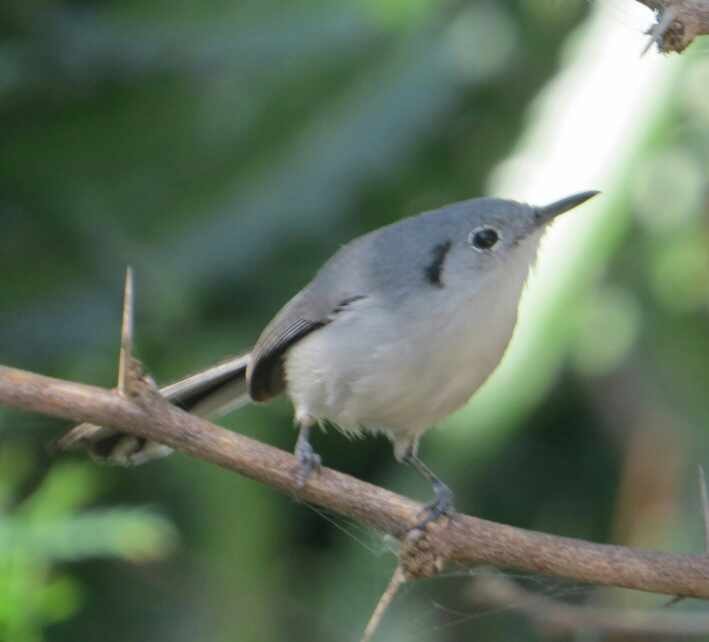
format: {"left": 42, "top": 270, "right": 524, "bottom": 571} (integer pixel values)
{"left": 571, "top": 286, "right": 641, "bottom": 376}
{"left": 651, "top": 237, "right": 709, "bottom": 312}
{"left": 18, "top": 462, "right": 100, "bottom": 520}
{"left": 1, "top": 508, "right": 177, "bottom": 562}
{"left": 0, "top": 452, "right": 176, "bottom": 642}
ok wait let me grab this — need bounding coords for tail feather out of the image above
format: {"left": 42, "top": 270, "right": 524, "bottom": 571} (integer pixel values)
{"left": 164, "top": 352, "right": 251, "bottom": 417}
{"left": 54, "top": 352, "right": 252, "bottom": 465}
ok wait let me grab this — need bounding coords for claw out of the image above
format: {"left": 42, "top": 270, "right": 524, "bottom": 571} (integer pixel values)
{"left": 402, "top": 451, "right": 455, "bottom": 532}
{"left": 414, "top": 478, "right": 455, "bottom": 531}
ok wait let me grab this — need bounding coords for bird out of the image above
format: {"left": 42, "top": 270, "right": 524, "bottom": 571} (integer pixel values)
{"left": 57, "top": 190, "right": 598, "bottom": 523}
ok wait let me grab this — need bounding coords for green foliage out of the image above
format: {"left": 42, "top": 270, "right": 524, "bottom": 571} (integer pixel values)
{"left": 0, "top": 447, "right": 176, "bottom": 642}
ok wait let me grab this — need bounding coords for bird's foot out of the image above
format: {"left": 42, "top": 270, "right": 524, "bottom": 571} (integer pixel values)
{"left": 414, "top": 478, "right": 455, "bottom": 532}
{"left": 294, "top": 437, "right": 321, "bottom": 488}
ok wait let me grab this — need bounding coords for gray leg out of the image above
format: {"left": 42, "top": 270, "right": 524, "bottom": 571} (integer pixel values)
{"left": 403, "top": 452, "right": 455, "bottom": 529}
{"left": 294, "top": 420, "right": 321, "bottom": 488}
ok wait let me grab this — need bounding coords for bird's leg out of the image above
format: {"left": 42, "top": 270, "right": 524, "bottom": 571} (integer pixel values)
{"left": 403, "top": 452, "right": 455, "bottom": 529}
{"left": 294, "top": 419, "right": 321, "bottom": 488}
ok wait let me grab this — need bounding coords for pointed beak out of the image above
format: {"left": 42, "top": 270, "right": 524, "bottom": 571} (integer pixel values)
{"left": 534, "top": 190, "right": 599, "bottom": 225}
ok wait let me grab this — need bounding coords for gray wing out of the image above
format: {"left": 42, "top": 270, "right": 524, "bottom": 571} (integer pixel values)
{"left": 248, "top": 289, "right": 326, "bottom": 402}
{"left": 248, "top": 286, "right": 366, "bottom": 402}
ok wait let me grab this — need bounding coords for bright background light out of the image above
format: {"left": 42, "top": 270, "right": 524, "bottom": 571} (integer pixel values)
{"left": 445, "top": 1, "right": 682, "bottom": 444}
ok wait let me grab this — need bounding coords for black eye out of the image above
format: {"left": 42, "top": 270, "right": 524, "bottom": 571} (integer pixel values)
{"left": 470, "top": 227, "right": 499, "bottom": 250}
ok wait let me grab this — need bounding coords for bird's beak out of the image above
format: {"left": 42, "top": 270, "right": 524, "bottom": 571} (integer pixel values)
{"left": 534, "top": 190, "right": 599, "bottom": 225}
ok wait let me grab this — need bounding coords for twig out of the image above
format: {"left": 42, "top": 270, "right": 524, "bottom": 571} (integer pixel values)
{"left": 472, "top": 575, "right": 709, "bottom": 636}
{"left": 2, "top": 364, "right": 709, "bottom": 598}
{"left": 360, "top": 566, "right": 406, "bottom": 642}
{"left": 634, "top": 0, "right": 709, "bottom": 52}
{"left": 359, "top": 526, "right": 447, "bottom": 641}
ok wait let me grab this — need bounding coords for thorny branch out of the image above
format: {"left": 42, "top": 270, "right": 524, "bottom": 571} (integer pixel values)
{"left": 635, "top": 0, "right": 709, "bottom": 52}
{"left": 467, "top": 474, "right": 709, "bottom": 637}
{"left": 1, "top": 271, "right": 709, "bottom": 641}
{"left": 2, "top": 360, "right": 709, "bottom": 597}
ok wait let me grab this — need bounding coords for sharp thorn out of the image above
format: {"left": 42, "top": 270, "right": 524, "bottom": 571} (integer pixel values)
{"left": 641, "top": 35, "right": 656, "bottom": 57}
{"left": 641, "top": 7, "right": 675, "bottom": 57}
{"left": 698, "top": 465, "right": 709, "bottom": 553}
{"left": 117, "top": 266, "right": 135, "bottom": 395}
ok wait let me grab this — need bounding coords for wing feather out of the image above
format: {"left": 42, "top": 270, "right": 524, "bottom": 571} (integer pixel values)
{"left": 248, "top": 291, "right": 365, "bottom": 402}
{"left": 249, "top": 317, "right": 324, "bottom": 401}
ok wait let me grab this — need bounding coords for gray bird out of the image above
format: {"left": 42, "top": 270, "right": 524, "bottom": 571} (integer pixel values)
{"left": 57, "top": 190, "right": 597, "bottom": 522}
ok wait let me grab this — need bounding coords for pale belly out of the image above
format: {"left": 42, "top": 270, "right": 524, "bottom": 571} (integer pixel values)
{"left": 284, "top": 286, "right": 520, "bottom": 447}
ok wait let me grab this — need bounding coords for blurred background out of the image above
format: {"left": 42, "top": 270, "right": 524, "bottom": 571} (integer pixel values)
{"left": 1, "top": 1, "right": 709, "bottom": 640}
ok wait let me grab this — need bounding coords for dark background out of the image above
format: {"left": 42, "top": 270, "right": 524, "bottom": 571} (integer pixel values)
{"left": 2, "top": 1, "right": 709, "bottom": 640}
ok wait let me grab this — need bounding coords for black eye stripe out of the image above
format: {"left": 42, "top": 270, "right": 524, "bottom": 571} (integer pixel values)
{"left": 470, "top": 227, "right": 499, "bottom": 250}
{"left": 424, "top": 240, "right": 452, "bottom": 287}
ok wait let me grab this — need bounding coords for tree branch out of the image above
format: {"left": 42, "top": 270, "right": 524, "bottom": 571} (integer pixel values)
{"left": 1, "top": 363, "right": 709, "bottom": 599}
{"left": 471, "top": 575, "right": 709, "bottom": 637}
{"left": 634, "top": 0, "right": 709, "bottom": 52}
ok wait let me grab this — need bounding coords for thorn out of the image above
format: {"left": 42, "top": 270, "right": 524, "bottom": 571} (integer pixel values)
{"left": 117, "top": 266, "right": 134, "bottom": 396}
{"left": 641, "top": 6, "right": 675, "bottom": 56}
{"left": 698, "top": 465, "right": 709, "bottom": 553}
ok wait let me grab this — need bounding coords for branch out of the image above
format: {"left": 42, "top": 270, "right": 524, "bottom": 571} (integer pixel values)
{"left": 2, "top": 364, "right": 709, "bottom": 599}
{"left": 360, "top": 566, "right": 406, "bottom": 642}
{"left": 472, "top": 575, "right": 709, "bottom": 637}
{"left": 634, "top": 0, "right": 709, "bottom": 52}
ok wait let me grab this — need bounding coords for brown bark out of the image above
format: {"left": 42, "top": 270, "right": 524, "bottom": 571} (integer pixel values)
{"left": 1, "top": 363, "right": 709, "bottom": 599}
{"left": 635, "top": 0, "right": 709, "bottom": 52}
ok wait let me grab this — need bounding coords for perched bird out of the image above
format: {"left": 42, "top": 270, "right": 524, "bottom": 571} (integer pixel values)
{"left": 58, "top": 191, "right": 597, "bottom": 522}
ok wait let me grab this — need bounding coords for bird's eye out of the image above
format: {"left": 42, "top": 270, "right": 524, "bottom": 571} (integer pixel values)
{"left": 469, "top": 226, "right": 500, "bottom": 251}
